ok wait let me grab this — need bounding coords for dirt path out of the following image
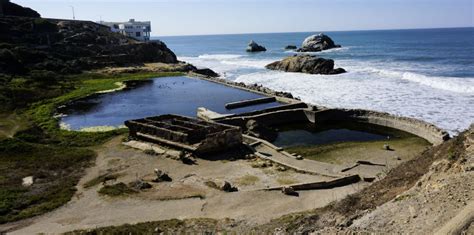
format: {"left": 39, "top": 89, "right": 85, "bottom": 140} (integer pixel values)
{"left": 9, "top": 137, "right": 367, "bottom": 234}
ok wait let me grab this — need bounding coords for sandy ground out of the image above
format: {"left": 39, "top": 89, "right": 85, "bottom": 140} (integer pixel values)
{"left": 9, "top": 137, "right": 368, "bottom": 234}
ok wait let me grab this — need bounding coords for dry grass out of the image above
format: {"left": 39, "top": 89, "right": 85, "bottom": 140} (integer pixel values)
{"left": 142, "top": 184, "right": 206, "bottom": 201}
{"left": 276, "top": 177, "right": 299, "bottom": 185}
{"left": 236, "top": 175, "right": 260, "bottom": 186}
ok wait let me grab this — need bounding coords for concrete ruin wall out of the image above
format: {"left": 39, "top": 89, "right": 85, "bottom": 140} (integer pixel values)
{"left": 214, "top": 105, "right": 448, "bottom": 145}
{"left": 217, "top": 108, "right": 308, "bottom": 128}
{"left": 196, "top": 128, "right": 243, "bottom": 153}
{"left": 125, "top": 115, "right": 243, "bottom": 153}
{"left": 306, "top": 108, "right": 450, "bottom": 145}
{"left": 265, "top": 175, "right": 361, "bottom": 191}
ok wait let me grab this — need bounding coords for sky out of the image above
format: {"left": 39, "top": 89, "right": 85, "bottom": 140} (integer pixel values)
{"left": 14, "top": 0, "right": 474, "bottom": 36}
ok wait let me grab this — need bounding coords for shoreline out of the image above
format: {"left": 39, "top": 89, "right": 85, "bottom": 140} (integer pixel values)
{"left": 54, "top": 69, "right": 450, "bottom": 146}
{"left": 56, "top": 71, "right": 301, "bottom": 132}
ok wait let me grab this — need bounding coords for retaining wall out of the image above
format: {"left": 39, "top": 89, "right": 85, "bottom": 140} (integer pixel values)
{"left": 306, "top": 109, "right": 450, "bottom": 145}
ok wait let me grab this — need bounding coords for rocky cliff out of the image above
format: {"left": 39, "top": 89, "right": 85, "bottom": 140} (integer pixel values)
{"left": 0, "top": 0, "right": 40, "bottom": 18}
{"left": 0, "top": 16, "right": 178, "bottom": 75}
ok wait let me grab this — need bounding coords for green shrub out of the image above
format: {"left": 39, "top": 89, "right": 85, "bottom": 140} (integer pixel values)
{"left": 0, "top": 138, "right": 95, "bottom": 223}
{"left": 28, "top": 70, "right": 61, "bottom": 85}
{"left": 98, "top": 183, "right": 137, "bottom": 197}
{"left": 33, "top": 19, "right": 57, "bottom": 32}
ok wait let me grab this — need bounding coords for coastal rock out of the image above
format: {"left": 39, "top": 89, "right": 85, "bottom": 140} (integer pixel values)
{"left": 193, "top": 68, "right": 219, "bottom": 77}
{"left": 297, "top": 33, "right": 341, "bottom": 52}
{"left": 285, "top": 45, "right": 297, "bottom": 50}
{"left": 246, "top": 40, "right": 266, "bottom": 52}
{"left": 265, "top": 55, "right": 346, "bottom": 75}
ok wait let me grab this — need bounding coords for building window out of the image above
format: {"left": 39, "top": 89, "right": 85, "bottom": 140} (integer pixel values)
{"left": 136, "top": 32, "right": 141, "bottom": 37}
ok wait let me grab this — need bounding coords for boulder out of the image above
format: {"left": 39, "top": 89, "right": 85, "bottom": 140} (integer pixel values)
{"left": 297, "top": 33, "right": 341, "bottom": 52}
{"left": 245, "top": 119, "right": 278, "bottom": 142}
{"left": 282, "top": 186, "right": 299, "bottom": 196}
{"left": 22, "top": 176, "right": 34, "bottom": 187}
{"left": 220, "top": 181, "right": 238, "bottom": 192}
{"left": 284, "top": 45, "right": 297, "bottom": 50}
{"left": 128, "top": 180, "right": 152, "bottom": 190}
{"left": 246, "top": 40, "right": 266, "bottom": 52}
{"left": 265, "top": 55, "right": 346, "bottom": 75}
{"left": 152, "top": 169, "right": 172, "bottom": 182}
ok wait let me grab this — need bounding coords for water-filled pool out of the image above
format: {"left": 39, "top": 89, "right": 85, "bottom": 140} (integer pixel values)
{"left": 271, "top": 122, "right": 403, "bottom": 147}
{"left": 59, "top": 76, "right": 281, "bottom": 130}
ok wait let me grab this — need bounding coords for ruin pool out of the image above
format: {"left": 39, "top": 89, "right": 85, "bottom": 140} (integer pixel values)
{"left": 59, "top": 76, "right": 282, "bottom": 130}
{"left": 271, "top": 122, "right": 408, "bottom": 147}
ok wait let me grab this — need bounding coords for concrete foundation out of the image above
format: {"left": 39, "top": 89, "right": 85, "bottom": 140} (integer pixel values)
{"left": 124, "top": 114, "right": 242, "bottom": 154}
{"left": 200, "top": 105, "right": 449, "bottom": 146}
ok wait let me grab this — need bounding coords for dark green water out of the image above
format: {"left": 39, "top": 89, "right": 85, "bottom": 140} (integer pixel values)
{"left": 271, "top": 122, "right": 412, "bottom": 147}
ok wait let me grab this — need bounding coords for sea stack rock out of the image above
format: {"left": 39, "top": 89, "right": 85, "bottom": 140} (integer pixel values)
{"left": 284, "top": 45, "right": 297, "bottom": 50}
{"left": 297, "top": 33, "right": 341, "bottom": 52}
{"left": 246, "top": 40, "right": 266, "bottom": 52}
{"left": 265, "top": 55, "right": 346, "bottom": 75}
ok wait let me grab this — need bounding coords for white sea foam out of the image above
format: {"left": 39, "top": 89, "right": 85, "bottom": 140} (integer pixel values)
{"left": 221, "top": 59, "right": 275, "bottom": 68}
{"left": 300, "top": 47, "right": 350, "bottom": 54}
{"left": 284, "top": 47, "right": 350, "bottom": 54}
{"left": 235, "top": 70, "right": 473, "bottom": 135}
{"left": 179, "top": 55, "right": 273, "bottom": 73}
{"left": 180, "top": 53, "right": 474, "bottom": 134}
{"left": 400, "top": 72, "right": 474, "bottom": 94}
{"left": 336, "top": 60, "right": 474, "bottom": 94}
{"left": 198, "top": 54, "right": 244, "bottom": 60}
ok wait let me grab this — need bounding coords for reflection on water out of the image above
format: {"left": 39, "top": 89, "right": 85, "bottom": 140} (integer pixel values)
{"left": 60, "top": 76, "right": 281, "bottom": 130}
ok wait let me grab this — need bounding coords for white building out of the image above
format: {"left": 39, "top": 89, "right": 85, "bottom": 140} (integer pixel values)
{"left": 99, "top": 19, "right": 151, "bottom": 41}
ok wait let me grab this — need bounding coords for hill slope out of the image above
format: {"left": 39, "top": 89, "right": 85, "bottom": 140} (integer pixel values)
{"left": 0, "top": 16, "right": 178, "bottom": 75}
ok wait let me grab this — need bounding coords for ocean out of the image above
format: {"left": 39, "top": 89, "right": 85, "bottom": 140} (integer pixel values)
{"left": 159, "top": 27, "right": 474, "bottom": 135}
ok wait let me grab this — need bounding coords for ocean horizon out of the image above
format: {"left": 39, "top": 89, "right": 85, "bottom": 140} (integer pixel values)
{"left": 156, "top": 27, "right": 474, "bottom": 135}
{"left": 156, "top": 26, "right": 474, "bottom": 38}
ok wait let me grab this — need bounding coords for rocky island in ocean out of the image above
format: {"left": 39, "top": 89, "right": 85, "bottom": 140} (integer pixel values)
{"left": 266, "top": 54, "right": 346, "bottom": 75}
{"left": 0, "top": 1, "right": 472, "bottom": 234}
{"left": 297, "top": 33, "right": 341, "bottom": 52}
{"left": 246, "top": 40, "right": 266, "bottom": 52}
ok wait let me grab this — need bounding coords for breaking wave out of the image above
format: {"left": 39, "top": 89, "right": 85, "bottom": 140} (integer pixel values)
{"left": 400, "top": 72, "right": 474, "bottom": 94}
{"left": 178, "top": 52, "right": 473, "bottom": 134}
{"left": 198, "top": 54, "right": 244, "bottom": 60}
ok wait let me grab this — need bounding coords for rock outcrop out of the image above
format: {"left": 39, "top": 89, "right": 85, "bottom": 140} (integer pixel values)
{"left": 297, "top": 33, "right": 341, "bottom": 52}
{"left": 246, "top": 40, "right": 266, "bottom": 52}
{"left": 0, "top": 0, "right": 41, "bottom": 17}
{"left": 284, "top": 45, "right": 297, "bottom": 50}
{"left": 193, "top": 68, "right": 219, "bottom": 77}
{"left": 265, "top": 55, "right": 346, "bottom": 75}
{"left": 0, "top": 16, "right": 179, "bottom": 75}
